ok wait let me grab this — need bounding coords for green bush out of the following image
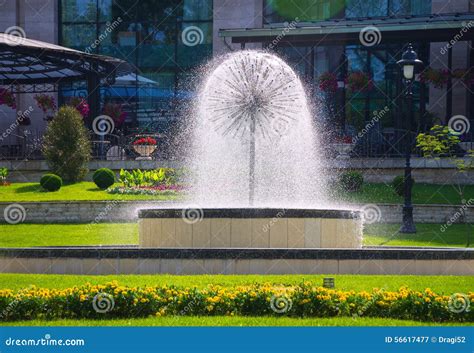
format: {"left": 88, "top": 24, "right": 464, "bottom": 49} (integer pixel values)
{"left": 392, "top": 175, "right": 415, "bottom": 196}
{"left": 40, "top": 174, "right": 62, "bottom": 192}
{"left": 339, "top": 171, "right": 364, "bottom": 192}
{"left": 93, "top": 168, "right": 115, "bottom": 189}
{"left": 42, "top": 106, "right": 91, "bottom": 183}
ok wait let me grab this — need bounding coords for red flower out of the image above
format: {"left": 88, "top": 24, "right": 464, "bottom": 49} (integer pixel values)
{"left": 69, "top": 97, "right": 90, "bottom": 118}
{"left": 34, "top": 94, "right": 56, "bottom": 114}
{"left": 318, "top": 72, "right": 338, "bottom": 93}
{"left": 346, "top": 71, "right": 373, "bottom": 92}
{"left": 133, "top": 137, "right": 157, "bottom": 146}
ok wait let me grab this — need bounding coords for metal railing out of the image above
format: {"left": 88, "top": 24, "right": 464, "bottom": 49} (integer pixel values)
{"left": 1, "top": 129, "right": 472, "bottom": 161}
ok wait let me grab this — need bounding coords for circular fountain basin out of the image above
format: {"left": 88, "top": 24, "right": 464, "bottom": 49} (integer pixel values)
{"left": 138, "top": 208, "right": 362, "bottom": 249}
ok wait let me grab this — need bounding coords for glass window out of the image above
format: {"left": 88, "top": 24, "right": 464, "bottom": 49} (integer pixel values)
{"left": 61, "top": 25, "right": 97, "bottom": 50}
{"left": 183, "top": 0, "right": 213, "bottom": 21}
{"left": 264, "top": 0, "right": 432, "bottom": 23}
{"left": 60, "top": 0, "right": 213, "bottom": 129}
{"left": 62, "top": 0, "right": 97, "bottom": 22}
{"left": 264, "top": 0, "right": 345, "bottom": 23}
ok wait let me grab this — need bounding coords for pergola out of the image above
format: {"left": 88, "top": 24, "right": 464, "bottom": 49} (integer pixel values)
{"left": 0, "top": 32, "right": 133, "bottom": 121}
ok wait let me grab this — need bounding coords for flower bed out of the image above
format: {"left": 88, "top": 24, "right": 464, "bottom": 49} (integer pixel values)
{"left": 0, "top": 282, "right": 471, "bottom": 322}
{"left": 107, "top": 185, "right": 184, "bottom": 196}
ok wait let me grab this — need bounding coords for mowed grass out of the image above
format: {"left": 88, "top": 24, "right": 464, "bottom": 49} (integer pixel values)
{"left": 0, "top": 274, "right": 472, "bottom": 294}
{"left": 364, "top": 223, "right": 473, "bottom": 248}
{"left": 336, "top": 183, "right": 474, "bottom": 205}
{"left": 1, "top": 182, "right": 473, "bottom": 204}
{"left": 0, "top": 182, "right": 178, "bottom": 202}
{"left": 3, "top": 316, "right": 471, "bottom": 327}
{"left": 0, "top": 223, "right": 470, "bottom": 248}
{"left": 0, "top": 223, "right": 138, "bottom": 247}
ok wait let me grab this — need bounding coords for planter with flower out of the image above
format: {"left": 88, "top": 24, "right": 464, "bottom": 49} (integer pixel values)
{"left": 346, "top": 71, "right": 373, "bottom": 93}
{"left": 420, "top": 67, "right": 449, "bottom": 89}
{"left": 0, "top": 88, "right": 16, "bottom": 110}
{"left": 318, "top": 72, "right": 338, "bottom": 93}
{"left": 103, "top": 103, "right": 127, "bottom": 129}
{"left": 69, "top": 97, "right": 90, "bottom": 118}
{"left": 0, "top": 167, "right": 9, "bottom": 186}
{"left": 332, "top": 135, "right": 354, "bottom": 159}
{"left": 133, "top": 136, "right": 157, "bottom": 160}
{"left": 34, "top": 94, "right": 57, "bottom": 122}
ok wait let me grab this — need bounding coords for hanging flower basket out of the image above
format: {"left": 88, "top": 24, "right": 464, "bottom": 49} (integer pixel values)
{"left": 69, "top": 97, "right": 90, "bottom": 118}
{"left": 419, "top": 68, "right": 449, "bottom": 89}
{"left": 318, "top": 72, "right": 338, "bottom": 93}
{"left": 103, "top": 103, "right": 127, "bottom": 127}
{"left": 346, "top": 71, "right": 373, "bottom": 92}
{"left": 34, "top": 94, "right": 57, "bottom": 122}
{"left": 452, "top": 69, "right": 474, "bottom": 86}
{"left": 0, "top": 88, "right": 16, "bottom": 109}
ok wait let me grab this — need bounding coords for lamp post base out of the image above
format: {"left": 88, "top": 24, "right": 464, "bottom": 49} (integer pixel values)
{"left": 400, "top": 206, "right": 417, "bottom": 233}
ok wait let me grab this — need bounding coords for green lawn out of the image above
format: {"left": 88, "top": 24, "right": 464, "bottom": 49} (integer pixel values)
{"left": 1, "top": 182, "right": 473, "bottom": 204}
{"left": 364, "top": 223, "right": 473, "bottom": 248}
{"left": 0, "top": 223, "right": 138, "bottom": 247}
{"left": 0, "top": 223, "right": 470, "bottom": 248}
{"left": 2, "top": 316, "right": 471, "bottom": 327}
{"left": 1, "top": 274, "right": 472, "bottom": 293}
{"left": 0, "top": 182, "right": 178, "bottom": 202}
{"left": 336, "top": 183, "right": 474, "bottom": 205}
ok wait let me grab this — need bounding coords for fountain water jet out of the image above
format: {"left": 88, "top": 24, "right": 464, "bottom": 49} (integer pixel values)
{"left": 139, "top": 51, "right": 362, "bottom": 249}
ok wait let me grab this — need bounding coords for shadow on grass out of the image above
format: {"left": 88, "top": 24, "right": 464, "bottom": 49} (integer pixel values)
{"left": 14, "top": 184, "right": 43, "bottom": 193}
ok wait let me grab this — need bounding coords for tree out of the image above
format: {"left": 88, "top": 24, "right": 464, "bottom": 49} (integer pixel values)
{"left": 42, "top": 106, "right": 91, "bottom": 183}
{"left": 416, "top": 125, "right": 473, "bottom": 246}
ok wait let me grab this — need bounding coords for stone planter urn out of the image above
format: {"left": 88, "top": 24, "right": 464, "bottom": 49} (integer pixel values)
{"left": 133, "top": 145, "right": 156, "bottom": 160}
{"left": 333, "top": 143, "right": 354, "bottom": 159}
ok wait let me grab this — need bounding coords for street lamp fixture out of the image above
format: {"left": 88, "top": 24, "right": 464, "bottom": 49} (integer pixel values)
{"left": 396, "top": 43, "right": 423, "bottom": 234}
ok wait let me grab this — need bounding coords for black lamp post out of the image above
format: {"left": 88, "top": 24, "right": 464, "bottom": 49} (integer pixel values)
{"left": 397, "top": 43, "right": 423, "bottom": 234}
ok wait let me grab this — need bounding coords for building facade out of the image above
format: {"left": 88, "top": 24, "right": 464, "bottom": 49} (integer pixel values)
{"left": 0, "top": 0, "right": 473, "bottom": 159}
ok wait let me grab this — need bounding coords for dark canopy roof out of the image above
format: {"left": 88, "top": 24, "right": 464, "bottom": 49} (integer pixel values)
{"left": 220, "top": 12, "right": 474, "bottom": 45}
{"left": 0, "top": 33, "right": 133, "bottom": 86}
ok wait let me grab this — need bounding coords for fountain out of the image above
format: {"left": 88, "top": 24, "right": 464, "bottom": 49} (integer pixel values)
{"left": 1, "top": 55, "right": 472, "bottom": 277}
{"left": 139, "top": 51, "right": 362, "bottom": 249}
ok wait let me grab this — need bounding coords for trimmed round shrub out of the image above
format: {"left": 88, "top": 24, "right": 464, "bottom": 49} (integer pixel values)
{"left": 93, "top": 168, "right": 115, "bottom": 189}
{"left": 40, "top": 174, "right": 62, "bottom": 192}
{"left": 339, "top": 171, "right": 364, "bottom": 192}
{"left": 392, "top": 175, "right": 415, "bottom": 196}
